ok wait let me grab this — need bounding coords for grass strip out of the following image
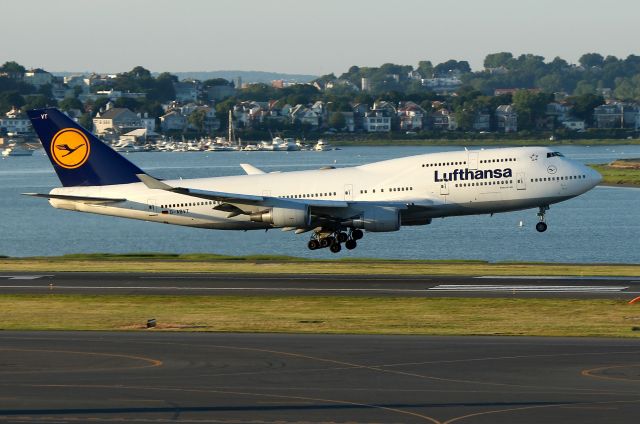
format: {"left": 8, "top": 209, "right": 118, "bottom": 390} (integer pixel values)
{"left": 0, "top": 256, "right": 638, "bottom": 276}
{"left": 0, "top": 294, "right": 639, "bottom": 338}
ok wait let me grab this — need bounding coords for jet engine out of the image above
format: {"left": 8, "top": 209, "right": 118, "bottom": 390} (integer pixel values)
{"left": 250, "top": 205, "right": 310, "bottom": 228}
{"left": 351, "top": 206, "right": 400, "bottom": 232}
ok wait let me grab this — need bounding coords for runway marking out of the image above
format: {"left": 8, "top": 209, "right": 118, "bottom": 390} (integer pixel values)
{"left": 21, "top": 383, "right": 442, "bottom": 424}
{"left": 429, "top": 285, "right": 628, "bottom": 293}
{"left": 476, "top": 275, "right": 637, "bottom": 281}
{"left": 0, "top": 275, "right": 52, "bottom": 280}
{"left": 0, "top": 285, "right": 430, "bottom": 294}
{"left": 140, "top": 276, "right": 431, "bottom": 282}
{"left": 581, "top": 363, "right": 640, "bottom": 382}
{"left": 0, "top": 348, "right": 162, "bottom": 374}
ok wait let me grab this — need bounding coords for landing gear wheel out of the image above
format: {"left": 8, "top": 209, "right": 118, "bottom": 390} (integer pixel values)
{"left": 345, "top": 239, "right": 357, "bottom": 250}
{"left": 329, "top": 243, "right": 342, "bottom": 253}
{"left": 337, "top": 232, "right": 348, "bottom": 243}
{"left": 308, "top": 239, "right": 320, "bottom": 250}
{"left": 536, "top": 222, "right": 547, "bottom": 233}
{"left": 352, "top": 229, "right": 363, "bottom": 240}
{"left": 319, "top": 238, "right": 331, "bottom": 248}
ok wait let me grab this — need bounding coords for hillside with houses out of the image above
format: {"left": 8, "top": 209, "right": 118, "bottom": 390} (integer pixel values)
{"left": 2, "top": 52, "right": 640, "bottom": 147}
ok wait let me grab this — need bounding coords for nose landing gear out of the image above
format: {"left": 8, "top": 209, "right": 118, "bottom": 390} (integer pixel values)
{"left": 536, "top": 206, "right": 549, "bottom": 232}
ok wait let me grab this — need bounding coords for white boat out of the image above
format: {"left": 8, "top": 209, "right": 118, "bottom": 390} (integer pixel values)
{"left": 260, "top": 137, "right": 300, "bottom": 151}
{"left": 2, "top": 145, "right": 34, "bottom": 157}
{"left": 314, "top": 140, "right": 333, "bottom": 151}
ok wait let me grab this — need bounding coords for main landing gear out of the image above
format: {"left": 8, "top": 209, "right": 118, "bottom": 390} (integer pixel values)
{"left": 307, "top": 228, "right": 363, "bottom": 253}
{"left": 535, "top": 205, "right": 549, "bottom": 233}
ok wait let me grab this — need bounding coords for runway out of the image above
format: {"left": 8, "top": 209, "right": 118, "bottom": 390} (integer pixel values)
{"left": 1, "top": 332, "right": 639, "bottom": 423}
{"left": 1, "top": 272, "right": 639, "bottom": 299}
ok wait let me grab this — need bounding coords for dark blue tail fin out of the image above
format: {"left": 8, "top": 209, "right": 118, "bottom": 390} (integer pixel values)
{"left": 27, "top": 108, "right": 145, "bottom": 187}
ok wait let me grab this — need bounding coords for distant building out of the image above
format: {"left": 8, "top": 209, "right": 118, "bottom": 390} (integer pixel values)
{"left": 495, "top": 105, "right": 518, "bottom": 132}
{"left": 421, "top": 77, "right": 462, "bottom": 95}
{"left": 0, "top": 108, "right": 31, "bottom": 134}
{"left": 397, "top": 102, "right": 425, "bottom": 131}
{"left": 472, "top": 112, "right": 491, "bottom": 131}
{"left": 562, "top": 120, "right": 586, "bottom": 131}
{"left": 159, "top": 110, "right": 187, "bottom": 132}
{"left": 593, "top": 102, "right": 640, "bottom": 129}
{"left": 363, "top": 110, "right": 391, "bottom": 132}
{"left": 93, "top": 108, "right": 142, "bottom": 134}
{"left": 430, "top": 108, "right": 456, "bottom": 131}
{"left": 206, "top": 85, "right": 236, "bottom": 101}
{"left": 23, "top": 68, "right": 54, "bottom": 88}
{"left": 173, "top": 80, "right": 200, "bottom": 103}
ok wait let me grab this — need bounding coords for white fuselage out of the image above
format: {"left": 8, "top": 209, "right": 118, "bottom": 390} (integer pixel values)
{"left": 47, "top": 147, "right": 601, "bottom": 231}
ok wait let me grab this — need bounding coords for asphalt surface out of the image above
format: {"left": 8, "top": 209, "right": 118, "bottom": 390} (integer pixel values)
{"left": 1, "top": 332, "right": 639, "bottom": 423}
{"left": 1, "top": 272, "right": 639, "bottom": 299}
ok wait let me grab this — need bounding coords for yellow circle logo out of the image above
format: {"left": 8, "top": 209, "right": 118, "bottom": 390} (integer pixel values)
{"left": 50, "top": 128, "right": 90, "bottom": 169}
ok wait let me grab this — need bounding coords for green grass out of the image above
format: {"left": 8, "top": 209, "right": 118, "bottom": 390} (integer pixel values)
{"left": 0, "top": 255, "right": 639, "bottom": 276}
{"left": 591, "top": 163, "right": 640, "bottom": 186}
{"left": 0, "top": 295, "right": 638, "bottom": 337}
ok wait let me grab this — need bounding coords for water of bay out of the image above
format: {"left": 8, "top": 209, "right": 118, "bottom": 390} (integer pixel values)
{"left": 0, "top": 145, "right": 638, "bottom": 263}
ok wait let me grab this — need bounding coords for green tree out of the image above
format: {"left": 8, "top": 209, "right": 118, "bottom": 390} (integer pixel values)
{"left": 328, "top": 112, "right": 346, "bottom": 130}
{"left": 566, "top": 94, "right": 604, "bottom": 125}
{"left": 0, "top": 61, "right": 26, "bottom": 79}
{"left": 23, "top": 95, "right": 56, "bottom": 110}
{"left": 416, "top": 60, "right": 433, "bottom": 78}
{"left": 579, "top": 53, "right": 604, "bottom": 68}
{"left": 0, "top": 91, "right": 25, "bottom": 113}
{"left": 58, "top": 97, "right": 83, "bottom": 111}
{"left": 188, "top": 109, "right": 207, "bottom": 133}
{"left": 512, "top": 90, "right": 552, "bottom": 130}
{"left": 483, "top": 52, "right": 513, "bottom": 69}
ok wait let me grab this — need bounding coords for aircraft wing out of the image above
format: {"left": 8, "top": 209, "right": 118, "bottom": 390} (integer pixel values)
{"left": 136, "top": 174, "right": 417, "bottom": 210}
{"left": 22, "top": 193, "right": 126, "bottom": 204}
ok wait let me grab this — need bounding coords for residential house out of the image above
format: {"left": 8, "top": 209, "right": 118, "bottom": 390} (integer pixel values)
{"left": 495, "top": 105, "right": 518, "bottom": 132}
{"left": 93, "top": 108, "right": 143, "bottom": 135}
{"left": 593, "top": 102, "right": 640, "bottom": 129}
{"left": 173, "top": 80, "right": 200, "bottom": 103}
{"left": 562, "top": 120, "right": 586, "bottom": 131}
{"left": 363, "top": 109, "right": 391, "bottom": 132}
{"left": 397, "top": 102, "right": 425, "bottom": 131}
{"left": 23, "top": 68, "right": 54, "bottom": 88}
{"left": 0, "top": 108, "right": 31, "bottom": 134}
{"left": 159, "top": 110, "right": 187, "bottom": 132}
{"left": 472, "top": 112, "right": 491, "bottom": 131}
{"left": 430, "top": 108, "right": 457, "bottom": 131}
{"left": 422, "top": 77, "right": 462, "bottom": 95}
{"left": 290, "top": 105, "right": 321, "bottom": 128}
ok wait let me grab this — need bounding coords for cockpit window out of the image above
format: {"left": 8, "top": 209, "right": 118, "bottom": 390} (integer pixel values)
{"left": 546, "top": 152, "right": 564, "bottom": 158}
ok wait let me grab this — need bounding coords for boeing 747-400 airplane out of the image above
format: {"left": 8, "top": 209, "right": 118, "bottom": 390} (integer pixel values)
{"left": 25, "top": 108, "right": 602, "bottom": 253}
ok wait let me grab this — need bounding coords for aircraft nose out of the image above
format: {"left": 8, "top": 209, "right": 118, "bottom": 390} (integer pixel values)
{"left": 588, "top": 167, "right": 603, "bottom": 186}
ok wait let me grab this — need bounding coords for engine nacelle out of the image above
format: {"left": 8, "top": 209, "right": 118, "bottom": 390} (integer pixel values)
{"left": 250, "top": 205, "right": 310, "bottom": 228}
{"left": 352, "top": 206, "right": 401, "bottom": 232}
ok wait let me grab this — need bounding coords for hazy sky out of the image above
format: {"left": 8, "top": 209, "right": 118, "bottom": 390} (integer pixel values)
{"left": 2, "top": 0, "right": 638, "bottom": 75}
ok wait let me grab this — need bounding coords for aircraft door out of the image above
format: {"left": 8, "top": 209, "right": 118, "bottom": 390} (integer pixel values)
{"left": 439, "top": 181, "right": 449, "bottom": 196}
{"left": 147, "top": 199, "right": 158, "bottom": 216}
{"left": 344, "top": 184, "right": 353, "bottom": 201}
{"left": 468, "top": 152, "right": 478, "bottom": 170}
{"left": 516, "top": 173, "right": 526, "bottom": 190}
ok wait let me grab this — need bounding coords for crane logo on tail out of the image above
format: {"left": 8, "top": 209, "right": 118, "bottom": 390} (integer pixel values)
{"left": 50, "top": 128, "right": 90, "bottom": 169}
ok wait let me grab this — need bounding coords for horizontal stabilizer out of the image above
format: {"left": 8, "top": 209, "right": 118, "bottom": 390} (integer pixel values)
{"left": 22, "top": 193, "right": 126, "bottom": 204}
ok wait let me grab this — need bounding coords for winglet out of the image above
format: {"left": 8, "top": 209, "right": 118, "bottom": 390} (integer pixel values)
{"left": 136, "top": 173, "right": 174, "bottom": 190}
{"left": 240, "top": 163, "right": 265, "bottom": 175}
